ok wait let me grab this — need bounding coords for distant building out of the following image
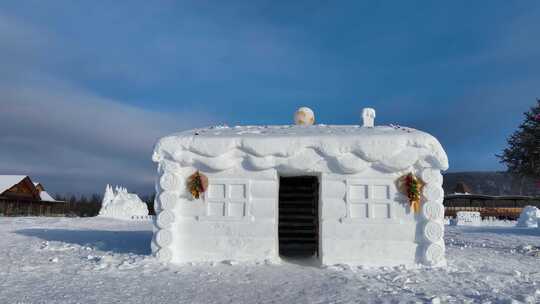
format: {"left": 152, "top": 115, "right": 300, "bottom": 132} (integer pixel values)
{"left": 33, "top": 182, "right": 44, "bottom": 192}
{"left": 0, "top": 175, "right": 65, "bottom": 216}
{"left": 443, "top": 172, "right": 539, "bottom": 196}
{"left": 0, "top": 175, "right": 39, "bottom": 200}
{"left": 453, "top": 181, "right": 472, "bottom": 194}
{"left": 32, "top": 182, "right": 57, "bottom": 201}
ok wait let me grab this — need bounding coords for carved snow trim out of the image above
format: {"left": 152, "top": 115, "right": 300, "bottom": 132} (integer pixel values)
{"left": 422, "top": 202, "right": 445, "bottom": 221}
{"left": 420, "top": 169, "right": 443, "bottom": 186}
{"left": 153, "top": 125, "right": 449, "bottom": 174}
{"left": 156, "top": 210, "right": 175, "bottom": 229}
{"left": 417, "top": 168, "right": 446, "bottom": 267}
{"left": 156, "top": 247, "right": 172, "bottom": 262}
{"left": 160, "top": 172, "right": 183, "bottom": 191}
{"left": 155, "top": 229, "right": 173, "bottom": 247}
{"left": 423, "top": 221, "right": 444, "bottom": 243}
{"left": 158, "top": 191, "right": 178, "bottom": 210}
{"left": 423, "top": 184, "right": 444, "bottom": 201}
{"left": 424, "top": 243, "right": 444, "bottom": 265}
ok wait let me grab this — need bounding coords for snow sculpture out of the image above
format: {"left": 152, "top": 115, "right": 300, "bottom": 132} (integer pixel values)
{"left": 98, "top": 184, "right": 148, "bottom": 220}
{"left": 101, "top": 184, "right": 115, "bottom": 209}
{"left": 516, "top": 206, "right": 540, "bottom": 228}
{"left": 294, "top": 107, "right": 315, "bottom": 125}
{"left": 152, "top": 112, "right": 449, "bottom": 267}
{"left": 451, "top": 211, "right": 481, "bottom": 226}
{"left": 362, "top": 108, "right": 376, "bottom": 128}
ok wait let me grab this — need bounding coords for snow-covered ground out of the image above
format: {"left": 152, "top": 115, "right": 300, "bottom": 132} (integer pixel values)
{"left": 1, "top": 217, "right": 539, "bottom": 304}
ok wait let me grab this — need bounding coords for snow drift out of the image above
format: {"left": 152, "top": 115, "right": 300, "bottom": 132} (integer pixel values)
{"left": 516, "top": 206, "right": 540, "bottom": 228}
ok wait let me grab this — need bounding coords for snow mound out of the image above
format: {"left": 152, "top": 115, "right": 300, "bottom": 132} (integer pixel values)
{"left": 516, "top": 206, "right": 540, "bottom": 228}
{"left": 98, "top": 185, "right": 148, "bottom": 220}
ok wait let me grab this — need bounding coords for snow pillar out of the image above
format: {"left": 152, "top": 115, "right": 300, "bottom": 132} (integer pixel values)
{"left": 362, "top": 108, "right": 376, "bottom": 127}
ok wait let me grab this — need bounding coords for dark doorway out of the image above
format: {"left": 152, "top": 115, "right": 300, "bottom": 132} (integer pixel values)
{"left": 278, "top": 176, "right": 319, "bottom": 258}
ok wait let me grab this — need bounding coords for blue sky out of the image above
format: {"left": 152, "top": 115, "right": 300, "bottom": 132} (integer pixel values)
{"left": 1, "top": 1, "right": 539, "bottom": 194}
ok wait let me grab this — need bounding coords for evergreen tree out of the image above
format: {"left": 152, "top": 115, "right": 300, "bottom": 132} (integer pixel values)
{"left": 90, "top": 193, "right": 101, "bottom": 205}
{"left": 498, "top": 100, "right": 540, "bottom": 187}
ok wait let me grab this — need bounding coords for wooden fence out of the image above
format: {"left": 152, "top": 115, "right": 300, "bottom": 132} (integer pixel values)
{"left": 0, "top": 198, "right": 67, "bottom": 216}
{"left": 443, "top": 194, "right": 540, "bottom": 220}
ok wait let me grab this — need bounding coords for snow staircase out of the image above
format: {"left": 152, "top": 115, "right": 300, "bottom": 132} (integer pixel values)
{"left": 278, "top": 176, "right": 319, "bottom": 258}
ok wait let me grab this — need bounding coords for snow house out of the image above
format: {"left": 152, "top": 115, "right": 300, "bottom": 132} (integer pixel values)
{"left": 151, "top": 107, "right": 449, "bottom": 267}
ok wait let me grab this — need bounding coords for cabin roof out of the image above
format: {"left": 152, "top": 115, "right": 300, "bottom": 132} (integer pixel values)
{"left": 39, "top": 191, "right": 57, "bottom": 202}
{"left": 153, "top": 125, "right": 449, "bottom": 174}
{"left": 0, "top": 175, "right": 29, "bottom": 195}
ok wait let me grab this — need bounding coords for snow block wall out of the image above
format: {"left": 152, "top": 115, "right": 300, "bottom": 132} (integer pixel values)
{"left": 99, "top": 185, "right": 149, "bottom": 220}
{"left": 152, "top": 125, "right": 449, "bottom": 267}
{"left": 319, "top": 168, "right": 446, "bottom": 267}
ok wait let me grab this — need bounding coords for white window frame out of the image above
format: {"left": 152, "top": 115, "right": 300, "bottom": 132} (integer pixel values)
{"left": 341, "top": 178, "right": 398, "bottom": 223}
{"left": 197, "top": 179, "right": 252, "bottom": 221}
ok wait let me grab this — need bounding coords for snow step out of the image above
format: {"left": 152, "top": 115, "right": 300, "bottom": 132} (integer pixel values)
{"left": 279, "top": 187, "right": 316, "bottom": 194}
{"left": 278, "top": 176, "right": 319, "bottom": 258}
{"left": 279, "top": 222, "right": 315, "bottom": 227}
{"left": 279, "top": 243, "right": 318, "bottom": 257}
{"left": 279, "top": 214, "right": 313, "bottom": 220}
{"left": 278, "top": 200, "right": 317, "bottom": 205}
{"left": 279, "top": 219, "right": 315, "bottom": 224}
{"left": 279, "top": 185, "right": 316, "bottom": 190}
{"left": 279, "top": 228, "right": 316, "bottom": 234}
{"left": 279, "top": 243, "right": 318, "bottom": 248}
{"left": 279, "top": 236, "right": 317, "bottom": 242}
{"left": 278, "top": 207, "right": 315, "bottom": 214}
{"left": 278, "top": 193, "right": 318, "bottom": 199}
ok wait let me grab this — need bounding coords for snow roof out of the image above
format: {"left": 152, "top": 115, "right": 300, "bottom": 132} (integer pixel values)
{"left": 0, "top": 175, "right": 29, "bottom": 195}
{"left": 153, "top": 125, "right": 449, "bottom": 174}
{"left": 39, "top": 191, "right": 56, "bottom": 202}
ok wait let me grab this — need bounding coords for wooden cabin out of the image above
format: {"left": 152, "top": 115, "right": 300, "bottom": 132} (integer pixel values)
{"left": 0, "top": 176, "right": 40, "bottom": 200}
{"left": 0, "top": 175, "right": 66, "bottom": 216}
{"left": 34, "top": 182, "right": 45, "bottom": 192}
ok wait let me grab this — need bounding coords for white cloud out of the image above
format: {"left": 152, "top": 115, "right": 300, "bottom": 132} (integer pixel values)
{"left": 0, "top": 78, "right": 215, "bottom": 193}
{"left": 0, "top": 76, "right": 214, "bottom": 194}
{"left": 0, "top": 11, "right": 214, "bottom": 194}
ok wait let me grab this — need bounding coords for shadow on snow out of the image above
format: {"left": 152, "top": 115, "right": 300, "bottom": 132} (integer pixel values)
{"left": 16, "top": 228, "right": 152, "bottom": 255}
